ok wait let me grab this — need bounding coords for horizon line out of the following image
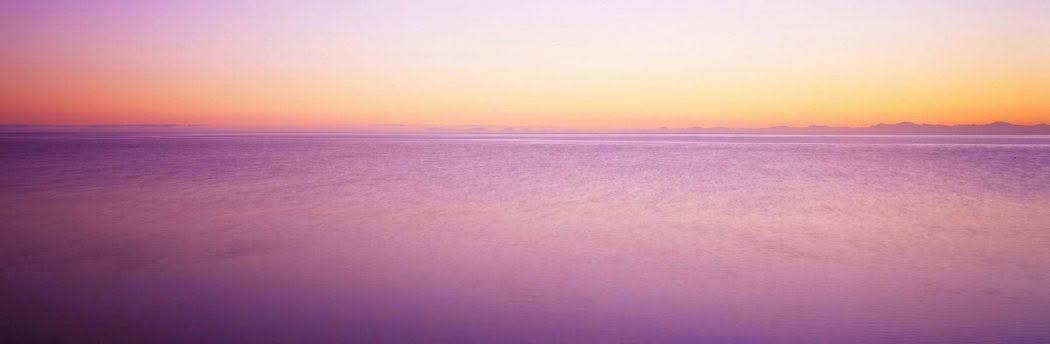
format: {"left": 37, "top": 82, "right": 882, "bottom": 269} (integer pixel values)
{"left": 3, "top": 121, "right": 1050, "bottom": 135}
{"left": 2, "top": 120, "right": 1048, "bottom": 129}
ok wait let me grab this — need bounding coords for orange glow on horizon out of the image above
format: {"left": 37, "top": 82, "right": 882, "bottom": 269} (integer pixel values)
{"left": 2, "top": 1, "right": 1047, "bottom": 129}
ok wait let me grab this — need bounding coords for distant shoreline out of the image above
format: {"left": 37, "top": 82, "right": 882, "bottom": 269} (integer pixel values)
{"left": 2, "top": 121, "right": 1049, "bottom": 135}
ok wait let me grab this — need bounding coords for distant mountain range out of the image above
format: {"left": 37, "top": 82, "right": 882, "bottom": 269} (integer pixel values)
{"left": 646, "top": 122, "right": 1050, "bottom": 135}
{"left": 2, "top": 122, "right": 1049, "bottom": 134}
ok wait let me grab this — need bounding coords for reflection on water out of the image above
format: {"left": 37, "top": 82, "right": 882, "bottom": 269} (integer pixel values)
{"left": 2, "top": 134, "right": 1049, "bottom": 342}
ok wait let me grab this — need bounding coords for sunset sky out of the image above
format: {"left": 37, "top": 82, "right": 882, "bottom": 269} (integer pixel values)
{"left": 1, "top": 0, "right": 1047, "bottom": 129}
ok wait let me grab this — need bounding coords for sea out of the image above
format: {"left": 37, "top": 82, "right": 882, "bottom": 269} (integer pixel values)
{"left": 2, "top": 133, "right": 1049, "bottom": 342}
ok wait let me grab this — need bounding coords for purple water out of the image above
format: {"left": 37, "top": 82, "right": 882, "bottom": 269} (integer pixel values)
{"left": 2, "top": 133, "right": 1049, "bottom": 342}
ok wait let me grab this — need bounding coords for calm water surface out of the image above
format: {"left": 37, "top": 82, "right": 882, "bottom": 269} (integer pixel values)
{"left": 2, "top": 133, "right": 1049, "bottom": 342}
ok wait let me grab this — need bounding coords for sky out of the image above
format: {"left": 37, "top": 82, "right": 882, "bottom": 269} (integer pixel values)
{"left": 1, "top": 0, "right": 1048, "bottom": 129}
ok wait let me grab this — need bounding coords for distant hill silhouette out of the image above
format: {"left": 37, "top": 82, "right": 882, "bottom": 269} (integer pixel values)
{"left": 651, "top": 122, "right": 1050, "bottom": 135}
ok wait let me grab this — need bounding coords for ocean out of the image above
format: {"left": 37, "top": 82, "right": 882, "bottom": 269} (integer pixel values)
{"left": 2, "top": 133, "right": 1049, "bottom": 342}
